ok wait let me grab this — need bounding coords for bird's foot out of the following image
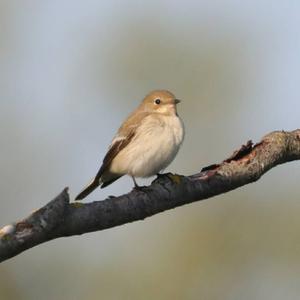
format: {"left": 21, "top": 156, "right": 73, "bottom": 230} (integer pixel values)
{"left": 132, "top": 185, "right": 148, "bottom": 192}
{"left": 154, "top": 172, "right": 183, "bottom": 185}
{"left": 155, "top": 173, "right": 167, "bottom": 179}
{"left": 166, "top": 173, "right": 183, "bottom": 184}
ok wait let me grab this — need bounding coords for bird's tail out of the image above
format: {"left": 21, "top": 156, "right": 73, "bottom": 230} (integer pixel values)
{"left": 75, "top": 178, "right": 100, "bottom": 201}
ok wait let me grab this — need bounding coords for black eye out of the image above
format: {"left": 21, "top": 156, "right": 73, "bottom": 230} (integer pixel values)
{"left": 155, "top": 99, "right": 161, "bottom": 105}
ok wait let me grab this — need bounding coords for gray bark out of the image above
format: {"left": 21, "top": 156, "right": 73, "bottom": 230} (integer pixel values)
{"left": 1, "top": 129, "right": 300, "bottom": 263}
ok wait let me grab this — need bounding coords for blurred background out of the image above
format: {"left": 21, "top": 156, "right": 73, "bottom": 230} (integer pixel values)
{"left": 0, "top": 1, "right": 300, "bottom": 299}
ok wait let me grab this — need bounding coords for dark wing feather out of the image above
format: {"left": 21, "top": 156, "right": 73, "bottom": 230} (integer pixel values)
{"left": 94, "top": 110, "right": 151, "bottom": 180}
{"left": 94, "top": 130, "right": 135, "bottom": 181}
{"left": 75, "top": 111, "right": 150, "bottom": 199}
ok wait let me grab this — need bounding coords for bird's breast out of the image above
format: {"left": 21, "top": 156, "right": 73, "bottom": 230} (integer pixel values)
{"left": 110, "top": 114, "right": 184, "bottom": 177}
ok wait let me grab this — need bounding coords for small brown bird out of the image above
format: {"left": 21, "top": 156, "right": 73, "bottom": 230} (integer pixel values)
{"left": 75, "top": 90, "right": 184, "bottom": 200}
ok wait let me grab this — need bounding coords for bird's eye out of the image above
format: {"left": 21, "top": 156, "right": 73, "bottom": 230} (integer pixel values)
{"left": 154, "top": 99, "right": 161, "bottom": 105}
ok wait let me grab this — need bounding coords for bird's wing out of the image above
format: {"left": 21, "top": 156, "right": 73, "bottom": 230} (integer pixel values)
{"left": 94, "top": 111, "right": 150, "bottom": 180}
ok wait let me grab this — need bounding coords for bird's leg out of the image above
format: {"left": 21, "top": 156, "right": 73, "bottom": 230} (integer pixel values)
{"left": 131, "top": 176, "right": 139, "bottom": 188}
{"left": 131, "top": 176, "right": 148, "bottom": 191}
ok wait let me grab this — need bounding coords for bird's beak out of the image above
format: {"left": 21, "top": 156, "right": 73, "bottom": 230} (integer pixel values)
{"left": 174, "top": 99, "right": 181, "bottom": 104}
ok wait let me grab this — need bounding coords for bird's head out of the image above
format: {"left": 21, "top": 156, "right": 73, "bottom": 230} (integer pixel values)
{"left": 141, "top": 90, "right": 181, "bottom": 115}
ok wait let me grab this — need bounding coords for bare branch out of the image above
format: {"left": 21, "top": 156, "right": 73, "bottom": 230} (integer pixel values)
{"left": 1, "top": 129, "right": 300, "bottom": 263}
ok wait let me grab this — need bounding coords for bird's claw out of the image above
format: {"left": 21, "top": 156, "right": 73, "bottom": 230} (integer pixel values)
{"left": 132, "top": 185, "right": 148, "bottom": 192}
{"left": 154, "top": 173, "right": 183, "bottom": 184}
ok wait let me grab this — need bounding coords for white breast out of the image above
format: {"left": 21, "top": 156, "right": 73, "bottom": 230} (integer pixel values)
{"left": 110, "top": 114, "right": 184, "bottom": 177}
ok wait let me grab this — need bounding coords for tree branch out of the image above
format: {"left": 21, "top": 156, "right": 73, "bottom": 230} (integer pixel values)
{"left": 1, "top": 129, "right": 300, "bottom": 263}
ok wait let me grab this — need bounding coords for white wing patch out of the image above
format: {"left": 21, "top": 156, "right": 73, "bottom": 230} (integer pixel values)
{"left": 110, "top": 135, "right": 126, "bottom": 148}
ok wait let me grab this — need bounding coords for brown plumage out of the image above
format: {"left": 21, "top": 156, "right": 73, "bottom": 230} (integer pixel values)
{"left": 75, "top": 90, "right": 183, "bottom": 200}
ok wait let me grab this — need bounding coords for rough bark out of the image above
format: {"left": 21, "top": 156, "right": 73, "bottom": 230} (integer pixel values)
{"left": 1, "top": 129, "right": 300, "bottom": 263}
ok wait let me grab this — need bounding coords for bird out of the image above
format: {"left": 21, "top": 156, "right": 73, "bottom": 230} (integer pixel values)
{"left": 75, "top": 90, "right": 184, "bottom": 200}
